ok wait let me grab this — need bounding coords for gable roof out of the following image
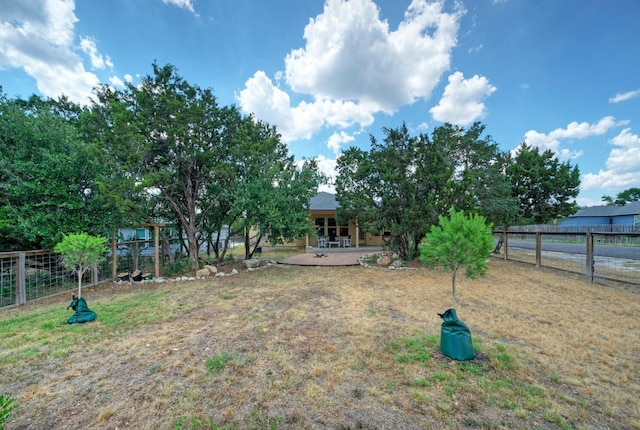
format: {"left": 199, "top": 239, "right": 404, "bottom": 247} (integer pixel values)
{"left": 611, "top": 201, "right": 640, "bottom": 216}
{"left": 570, "top": 201, "right": 640, "bottom": 217}
{"left": 309, "top": 191, "right": 340, "bottom": 211}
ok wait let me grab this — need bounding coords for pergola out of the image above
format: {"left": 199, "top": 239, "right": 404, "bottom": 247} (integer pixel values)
{"left": 111, "top": 223, "right": 166, "bottom": 280}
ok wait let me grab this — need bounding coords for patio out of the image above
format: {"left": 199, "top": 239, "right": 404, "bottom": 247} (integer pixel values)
{"left": 280, "top": 246, "right": 382, "bottom": 266}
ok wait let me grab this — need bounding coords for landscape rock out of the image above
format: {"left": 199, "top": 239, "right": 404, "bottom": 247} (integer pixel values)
{"left": 377, "top": 255, "right": 392, "bottom": 266}
{"left": 196, "top": 268, "right": 210, "bottom": 279}
{"left": 243, "top": 258, "right": 261, "bottom": 269}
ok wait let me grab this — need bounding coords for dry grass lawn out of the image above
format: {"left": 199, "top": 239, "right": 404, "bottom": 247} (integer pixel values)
{"left": 1, "top": 255, "right": 639, "bottom": 429}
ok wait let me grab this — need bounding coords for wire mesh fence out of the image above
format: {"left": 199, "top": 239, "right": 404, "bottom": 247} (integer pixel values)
{"left": 0, "top": 254, "right": 17, "bottom": 307}
{"left": 0, "top": 250, "right": 88, "bottom": 307}
{"left": 592, "top": 233, "right": 640, "bottom": 284}
{"left": 494, "top": 230, "right": 640, "bottom": 285}
{"left": 0, "top": 237, "right": 196, "bottom": 308}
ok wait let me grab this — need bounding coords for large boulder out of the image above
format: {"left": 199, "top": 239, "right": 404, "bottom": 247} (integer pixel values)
{"left": 243, "top": 258, "right": 261, "bottom": 269}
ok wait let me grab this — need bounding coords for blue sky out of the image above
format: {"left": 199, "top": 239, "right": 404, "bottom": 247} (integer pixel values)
{"left": 1, "top": 0, "right": 639, "bottom": 207}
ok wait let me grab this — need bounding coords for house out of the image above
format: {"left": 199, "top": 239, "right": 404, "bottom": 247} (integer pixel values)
{"left": 559, "top": 201, "right": 640, "bottom": 232}
{"left": 301, "top": 191, "right": 384, "bottom": 248}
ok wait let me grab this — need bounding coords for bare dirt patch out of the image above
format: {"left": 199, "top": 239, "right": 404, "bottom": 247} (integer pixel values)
{"left": 1, "top": 257, "right": 639, "bottom": 429}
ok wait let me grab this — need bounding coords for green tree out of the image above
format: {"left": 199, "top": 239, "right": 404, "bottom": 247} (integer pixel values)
{"left": 0, "top": 93, "right": 112, "bottom": 251}
{"left": 419, "top": 210, "right": 494, "bottom": 309}
{"left": 506, "top": 142, "right": 580, "bottom": 224}
{"left": 54, "top": 233, "right": 107, "bottom": 298}
{"left": 208, "top": 116, "right": 323, "bottom": 260}
{"left": 95, "top": 63, "right": 321, "bottom": 268}
{"left": 602, "top": 187, "right": 640, "bottom": 206}
{"left": 336, "top": 124, "right": 454, "bottom": 260}
{"left": 335, "top": 122, "right": 510, "bottom": 260}
{"left": 94, "top": 63, "right": 241, "bottom": 270}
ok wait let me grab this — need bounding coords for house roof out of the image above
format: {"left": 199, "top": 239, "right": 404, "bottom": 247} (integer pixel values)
{"left": 570, "top": 201, "right": 640, "bottom": 217}
{"left": 309, "top": 191, "right": 340, "bottom": 211}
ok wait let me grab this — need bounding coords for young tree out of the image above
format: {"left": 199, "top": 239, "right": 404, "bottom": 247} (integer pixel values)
{"left": 419, "top": 210, "right": 494, "bottom": 309}
{"left": 54, "top": 233, "right": 107, "bottom": 298}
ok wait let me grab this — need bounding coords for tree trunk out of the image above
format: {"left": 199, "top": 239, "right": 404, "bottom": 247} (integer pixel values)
{"left": 77, "top": 267, "right": 84, "bottom": 298}
{"left": 451, "top": 268, "right": 457, "bottom": 309}
{"left": 186, "top": 226, "right": 199, "bottom": 270}
{"left": 493, "top": 232, "right": 504, "bottom": 254}
{"left": 244, "top": 228, "right": 251, "bottom": 260}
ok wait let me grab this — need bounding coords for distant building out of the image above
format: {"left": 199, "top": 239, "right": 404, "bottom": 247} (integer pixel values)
{"left": 560, "top": 201, "right": 640, "bottom": 231}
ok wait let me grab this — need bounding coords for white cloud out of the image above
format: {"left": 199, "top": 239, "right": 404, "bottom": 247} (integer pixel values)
{"left": 80, "top": 37, "right": 113, "bottom": 70}
{"left": 429, "top": 71, "right": 496, "bottom": 126}
{"left": 521, "top": 116, "right": 628, "bottom": 160}
{"left": 239, "top": 0, "right": 463, "bottom": 143}
{"left": 582, "top": 128, "right": 640, "bottom": 190}
{"left": 327, "top": 131, "right": 356, "bottom": 155}
{"left": 609, "top": 88, "right": 640, "bottom": 104}
{"left": 0, "top": 0, "right": 107, "bottom": 103}
{"left": 315, "top": 154, "right": 338, "bottom": 193}
{"left": 238, "top": 71, "right": 374, "bottom": 143}
{"left": 109, "top": 75, "right": 125, "bottom": 88}
{"left": 161, "top": 0, "right": 195, "bottom": 13}
{"left": 285, "top": 0, "right": 462, "bottom": 112}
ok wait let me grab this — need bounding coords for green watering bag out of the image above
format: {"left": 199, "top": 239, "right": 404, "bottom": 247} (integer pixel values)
{"left": 439, "top": 308, "right": 475, "bottom": 361}
{"left": 66, "top": 296, "right": 97, "bottom": 324}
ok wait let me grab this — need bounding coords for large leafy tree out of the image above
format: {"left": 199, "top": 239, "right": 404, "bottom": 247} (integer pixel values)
{"left": 506, "top": 142, "right": 580, "bottom": 224}
{"left": 94, "top": 63, "right": 320, "bottom": 268}
{"left": 336, "top": 122, "right": 512, "bottom": 260}
{"left": 602, "top": 187, "right": 640, "bottom": 206}
{"left": 0, "top": 93, "right": 112, "bottom": 251}
{"left": 206, "top": 116, "right": 323, "bottom": 260}
{"left": 94, "top": 63, "right": 241, "bottom": 269}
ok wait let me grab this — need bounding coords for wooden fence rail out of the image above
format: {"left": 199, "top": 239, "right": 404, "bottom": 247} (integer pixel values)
{"left": 494, "top": 230, "right": 640, "bottom": 285}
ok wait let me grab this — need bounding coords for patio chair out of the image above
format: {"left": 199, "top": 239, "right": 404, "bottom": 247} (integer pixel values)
{"left": 343, "top": 236, "right": 351, "bottom": 247}
{"left": 317, "top": 237, "right": 326, "bottom": 248}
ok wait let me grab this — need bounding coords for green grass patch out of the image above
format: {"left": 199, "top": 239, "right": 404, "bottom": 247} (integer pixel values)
{"left": 205, "top": 354, "right": 234, "bottom": 372}
{"left": 0, "top": 287, "right": 198, "bottom": 373}
{"left": 389, "top": 333, "right": 549, "bottom": 417}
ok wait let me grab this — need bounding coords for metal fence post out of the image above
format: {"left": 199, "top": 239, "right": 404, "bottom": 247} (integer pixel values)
{"left": 17, "top": 252, "right": 26, "bottom": 305}
{"left": 586, "top": 232, "right": 594, "bottom": 283}
{"left": 92, "top": 263, "right": 99, "bottom": 285}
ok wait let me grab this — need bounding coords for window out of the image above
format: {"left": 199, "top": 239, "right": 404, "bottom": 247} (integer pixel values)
{"left": 136, "top": 228, "right": 148, "bottom": 240}
{"left": 315, "top": 218, "right": 325, "bottom": 236}
{"left": 339, "top": 227, "right": 349, "bottom": 237}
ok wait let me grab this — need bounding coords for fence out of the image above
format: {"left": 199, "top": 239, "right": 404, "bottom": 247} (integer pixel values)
{"left": 494, "top": 230, "right": 640, "bottom": 285}
{"left": 0, "top": 250, "right": 111, "bottom": 308}
{"left": 503, "top": 224, "right": 639, "bottom": 233}
{"left": 0, "top": 237, "right": 184, "bottom": 308}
